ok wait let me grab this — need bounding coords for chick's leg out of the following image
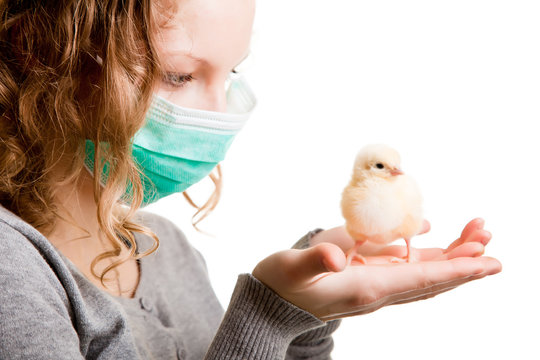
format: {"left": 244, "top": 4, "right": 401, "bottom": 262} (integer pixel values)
{"left": 404, "top": 238, "right": 413, "bottom": 263}
{"left": 346, "top": 240, "right": 367, "bottom": 266}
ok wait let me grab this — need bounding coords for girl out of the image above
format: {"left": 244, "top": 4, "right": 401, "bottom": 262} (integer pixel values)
{"left": 0, "top": 0, "right": 501, "bottom": 358}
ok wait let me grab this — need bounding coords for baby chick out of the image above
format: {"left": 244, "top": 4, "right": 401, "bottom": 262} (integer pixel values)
{"left": 341, "top": 144, "right": 423, "bottom": 265}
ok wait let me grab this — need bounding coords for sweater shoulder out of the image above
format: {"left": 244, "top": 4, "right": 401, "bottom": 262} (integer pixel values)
{"left": 133, "top": 210, "right": 189, "bottom": 247}
{"left": 0, "top": 207, "right": 58, "bottom": 274}
{"left": 0, "top": 206, "right": 72, "bottom": 301}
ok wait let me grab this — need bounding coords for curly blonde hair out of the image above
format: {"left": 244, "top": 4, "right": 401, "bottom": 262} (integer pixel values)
{"left": 0, "top": 0, "right": 221, "bottom": 293}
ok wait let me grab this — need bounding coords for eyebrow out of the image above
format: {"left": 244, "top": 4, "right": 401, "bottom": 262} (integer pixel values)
{"left": 174, "top": 50, "right": 250, "bottom": 68}
{"left": 178, "top": 52, "right": 204, "bottom": 62}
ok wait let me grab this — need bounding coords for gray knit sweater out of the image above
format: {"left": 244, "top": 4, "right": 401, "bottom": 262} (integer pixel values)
{"left": 0, "top": 205, "right": 339, "bottom": 359}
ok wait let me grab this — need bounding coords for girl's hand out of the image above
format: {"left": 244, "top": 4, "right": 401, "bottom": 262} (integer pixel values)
{"left": 252, "top": 218, "right": 501, "bottom": 321}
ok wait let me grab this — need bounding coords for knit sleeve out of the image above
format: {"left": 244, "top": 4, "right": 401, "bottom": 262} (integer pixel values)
{"left": 204, "top": 229, "right": 342, "bottom": 360}
{"left": 285, "top": 319, "right": 341, "bottom": 360}
{"left": 204, "top": 273, "right": 325, "bottom": 359}
{"left": 0, "top": 221, "right": 84, "bottom": 360}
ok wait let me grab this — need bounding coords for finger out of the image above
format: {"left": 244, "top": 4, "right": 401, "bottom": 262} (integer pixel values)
{"left": 376, "top": 246, "right": 445, "bottom": 261}
{"left": 310, "top": 226, "right": 356, "bottom": 252}
{"left": 461, "top": 218, "right": 485, "bottom": 238}
{"left": 446, "top": 228, "right": 491, "bottom": 254}
{"left": 388, "top": 286, "right": 458, "bottom": 306}
{"left": 466, "top": 229, "right": 492, "bottom": 246}
{"left": 438, "top": 242, "right": 485, "bottom": 260}
{"left": 354, "top": 241, "right": 387, "bottom": 256}
{"left": 371, "top": 256, "right": 501, "bottom": 302}
{"left": 352, "top": 255, "right": 402, "bottom": 265}
{"left": 418, "top": 219, "right": 431, "bottom": 235}
{"left": 416, "top": 248, "right": 445, "bottom": 261}
{"left": 411, "top": 256, "right": 501, "bottom": 288}
{"left": 354, "top": 242, "right": 484, "bottom": 264}
{"left": 318, "top": 256, "right": 502, "bottom": 321}
{"left": 322, "top": 286, "right": 459, "bottom": 320}
{"left": 445, "top": 218, "right": 485, "bottom": 252}
{"left": 373, "top": 245, "right": 408, "bottom": 257}
{"left": 385, "top": 258, "right": 501, "bottom": 306}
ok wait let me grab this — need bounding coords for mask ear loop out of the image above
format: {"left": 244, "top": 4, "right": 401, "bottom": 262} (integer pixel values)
{"left": 224, "top": 73, "right": 236, "bottom": 93}
{"left": 225, "top": 51, "right": 250, "bottom": 92}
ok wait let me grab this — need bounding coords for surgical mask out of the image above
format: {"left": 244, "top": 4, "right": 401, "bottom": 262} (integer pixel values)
{"left": 84, "top": 75, "right": 257, "bottom": 205}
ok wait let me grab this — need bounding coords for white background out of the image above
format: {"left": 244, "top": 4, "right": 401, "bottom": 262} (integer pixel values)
{"left": 147, "top": 1, "right": 539, "bottom": 359}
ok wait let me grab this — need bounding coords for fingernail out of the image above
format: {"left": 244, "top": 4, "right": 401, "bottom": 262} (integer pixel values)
{"left": 474, "top": 249, "right": 485, "bottom": 257}
{"left": 474, "top": 218, "right": 485, "bottom": 229}
{"left": 323, "top": 257, "right": 345, "bottom": 272}
{"left": 482, "top": 230, "right": 492, "bottom": 244}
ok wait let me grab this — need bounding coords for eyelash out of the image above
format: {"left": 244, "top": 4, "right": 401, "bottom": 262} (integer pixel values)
{"left": 162, "top": 69, "right": 239, "bottom": 88}
{"left": 162, "top": 73, "right": 195, "bottom": 88}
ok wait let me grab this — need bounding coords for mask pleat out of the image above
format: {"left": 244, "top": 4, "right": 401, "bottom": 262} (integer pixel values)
{"left": 132, "top": 122, "right": 236, "bottom": 163}
{"left": 132, "top": 146, "right": 217, "bottom": 183}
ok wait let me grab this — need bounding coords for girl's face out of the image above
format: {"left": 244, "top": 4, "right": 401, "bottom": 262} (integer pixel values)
{"left": 154, "top": 0, "right": 255, "bottom": 112}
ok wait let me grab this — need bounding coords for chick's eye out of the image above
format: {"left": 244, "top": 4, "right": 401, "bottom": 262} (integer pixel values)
{"left": 162, "top": 72, "right": 194, "bottom": 88}
{"left": 375, "top": 163, "right": 385, "bottom": 169}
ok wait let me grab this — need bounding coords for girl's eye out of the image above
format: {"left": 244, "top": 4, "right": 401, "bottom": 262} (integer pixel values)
{"left": 162, "top": 67, "right": 241, "bottom": 89}
{"left": 162, "top": 72, "right": 194, "bottom": 88}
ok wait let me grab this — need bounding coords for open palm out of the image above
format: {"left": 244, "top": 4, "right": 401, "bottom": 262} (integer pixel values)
{"left": 253, "top": 218, "right": 501, "bottom": 321}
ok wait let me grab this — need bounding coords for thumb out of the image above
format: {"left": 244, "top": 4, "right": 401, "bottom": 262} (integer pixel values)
{"left": 252, "top": 243, "right": 347, "bottom": 290}
{"left": 291, "top": 243, "right": 346, "bottom": 281}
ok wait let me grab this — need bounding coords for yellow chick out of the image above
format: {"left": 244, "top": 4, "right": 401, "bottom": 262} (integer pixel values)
{"left": 341, "top": 144, "right": 423, "bottom": 265}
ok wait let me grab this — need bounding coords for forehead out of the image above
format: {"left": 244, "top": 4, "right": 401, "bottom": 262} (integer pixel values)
{"left": 154, "top": 0, "right": 255, "bottom": 68}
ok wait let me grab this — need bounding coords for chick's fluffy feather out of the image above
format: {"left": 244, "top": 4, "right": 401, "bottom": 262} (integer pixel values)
{"left": 341, "top": 144, "right": 423, "bottom": 246}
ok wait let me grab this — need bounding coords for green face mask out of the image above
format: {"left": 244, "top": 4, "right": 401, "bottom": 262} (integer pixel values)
{"left": 84, "top": 75, "right": 257, "bottom": 205}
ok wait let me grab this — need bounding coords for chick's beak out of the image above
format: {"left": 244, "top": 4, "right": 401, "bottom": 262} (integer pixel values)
{"left": 390, "top": 168, "right": 404, "bottom": 176}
